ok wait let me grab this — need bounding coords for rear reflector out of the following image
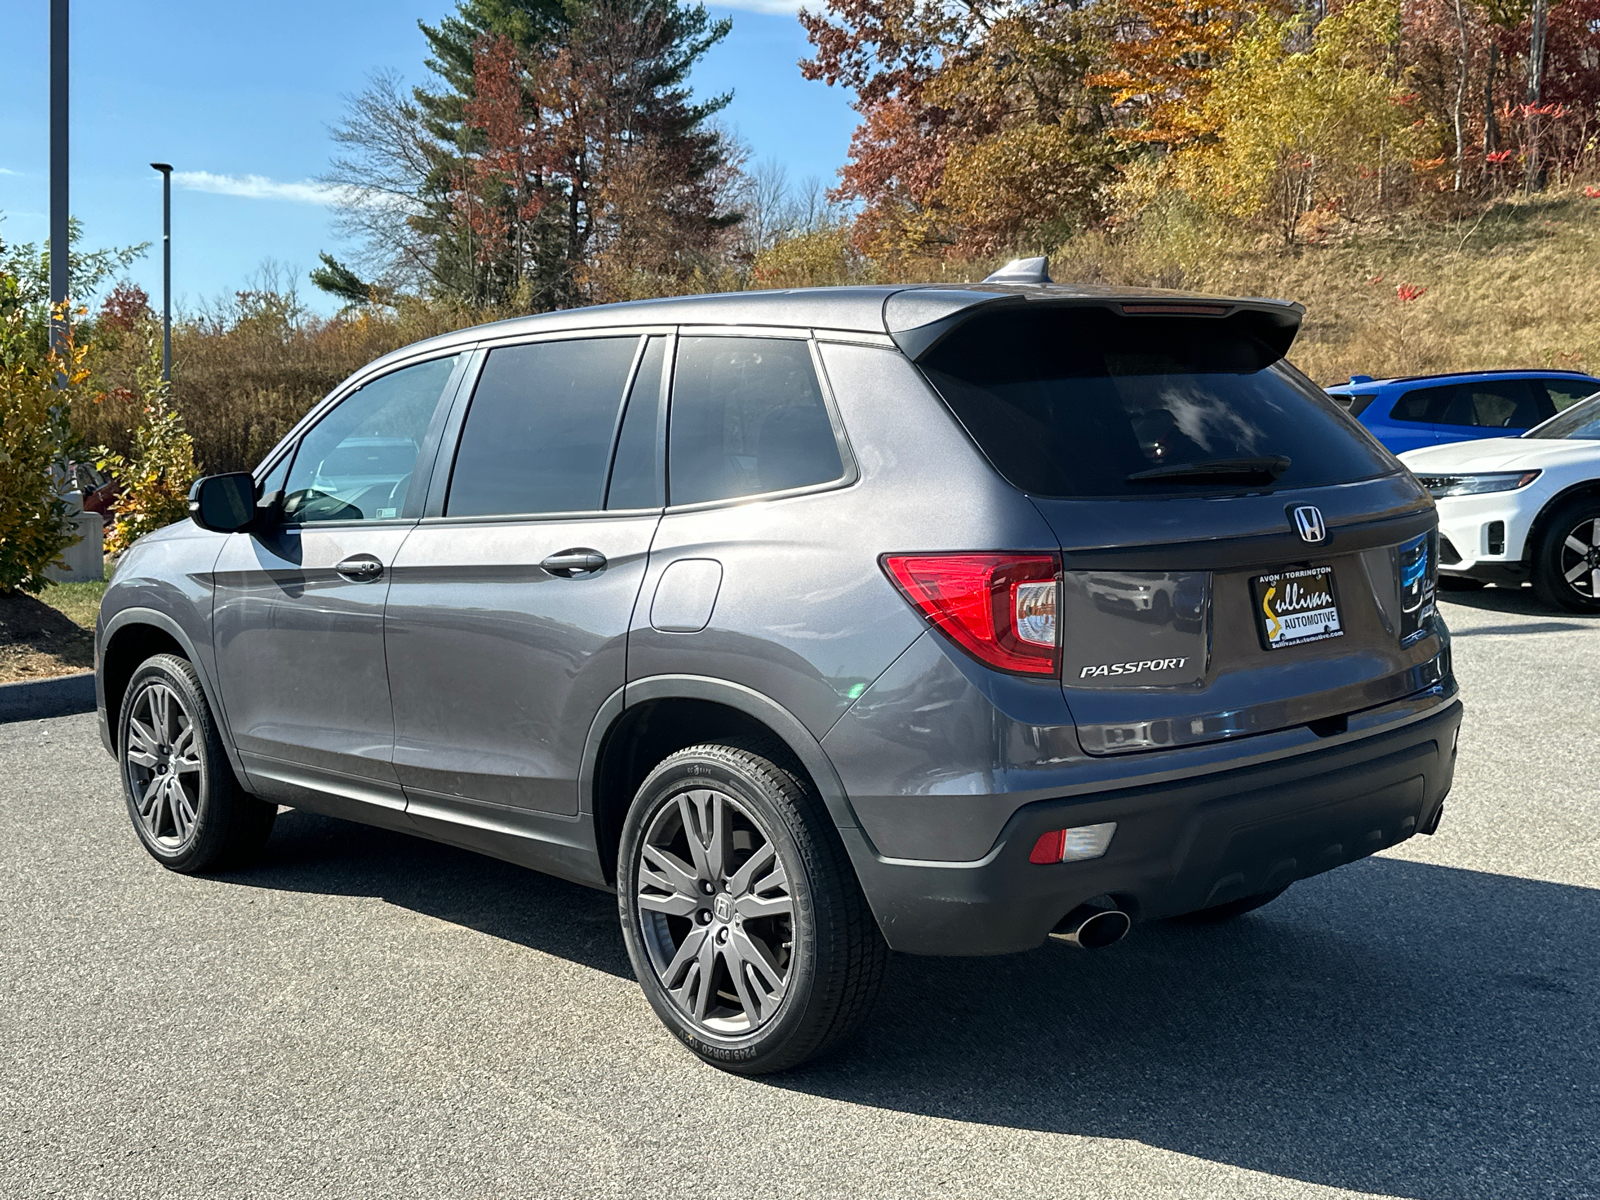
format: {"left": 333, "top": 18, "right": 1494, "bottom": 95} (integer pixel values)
{"left": 882, "top": 553, "right": 1059, "bottom": 675}
{"left": 1029, "top": 823, "right": 1118, "bottom": 864}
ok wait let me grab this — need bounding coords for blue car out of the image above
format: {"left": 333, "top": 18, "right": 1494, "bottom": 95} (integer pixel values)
{"left": 1325, "top": 370, "right": 1600, "bottom": 454}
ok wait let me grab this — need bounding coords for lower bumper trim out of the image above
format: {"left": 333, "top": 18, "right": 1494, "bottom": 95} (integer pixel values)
{"left": 847, "top": 699, "right": 1462, "bottom": 956}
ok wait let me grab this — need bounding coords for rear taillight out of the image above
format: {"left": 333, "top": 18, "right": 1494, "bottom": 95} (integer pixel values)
{"left": 881, "top": 553, "right": 1060, "bottom": 676}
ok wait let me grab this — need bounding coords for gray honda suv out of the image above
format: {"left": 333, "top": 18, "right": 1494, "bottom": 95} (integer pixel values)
{"left": 96, "top": 261, "right": 1461, "bottom": 1073}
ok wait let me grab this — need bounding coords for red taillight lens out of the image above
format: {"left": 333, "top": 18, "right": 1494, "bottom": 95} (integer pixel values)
{"left": 881, "top": 553, "right": 1060, "bottom": 676}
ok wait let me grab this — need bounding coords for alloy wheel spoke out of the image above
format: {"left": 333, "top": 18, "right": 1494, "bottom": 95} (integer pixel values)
{"left": 676, "top": 792, "right": 716, "bottom": 883}
{"left": 637, "top": 889, "right": 700, "bottom": 918}
{"left": 169, "top": 780, "right": 193, "bottom": 841}
{"left": 1592, "top": 568, "right": 1599, "bottom": 597}
{"left": 723, "top": 941, "right": 764, "bottom": 1027}
{"left": 730, "top": 925, "right": 787, "bottom": 998}
{"left": 1567, "top": 559, "right": 1590, "bottom": 583}
{"left": 661, "top": 924, "right": 710, "bottom": 991}
{"left": 127, "top": 716, "right": 160, "bottom": 758}
{"left": 691, "top": 930, "right": 719, "bottom": 1022}
{"left": 150, "top": 687, "right": 172, "bottom": 742}
{"left": 733, "top": 890, "right": 793, "bottom": 921}
{"left": 727, "top": 841, "right": 775, "bottom": 897}
{"left": 137, "top": 773, "right": 164, "bottom": 821}
{"left": 1565, "top": 534, "right": 1589, "bottom": 556}
{"left": 639, "top": 844, "right": 700, "bottom": 900}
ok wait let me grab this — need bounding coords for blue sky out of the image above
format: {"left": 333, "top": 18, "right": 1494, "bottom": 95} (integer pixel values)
{"left": 0, "top": 0, "right": 858, "bottom": 315}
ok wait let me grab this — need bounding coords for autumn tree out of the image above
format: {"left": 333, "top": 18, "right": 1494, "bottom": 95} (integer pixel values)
{"left": 323, "top": 0, "right": 740, "bottom": 309}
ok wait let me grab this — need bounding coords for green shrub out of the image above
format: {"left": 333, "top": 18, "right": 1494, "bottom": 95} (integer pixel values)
{"left": 0, "top": 292, "right": 82, "bottom": 594}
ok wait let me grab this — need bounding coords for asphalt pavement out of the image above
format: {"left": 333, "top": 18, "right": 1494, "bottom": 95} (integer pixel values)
{"left": 2, "top": 586, "right": 1597, "bottom": 1200}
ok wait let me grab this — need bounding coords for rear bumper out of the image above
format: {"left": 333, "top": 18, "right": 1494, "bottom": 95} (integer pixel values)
{"left": 844, "top": 696, "right": 1462, "bottom": 955}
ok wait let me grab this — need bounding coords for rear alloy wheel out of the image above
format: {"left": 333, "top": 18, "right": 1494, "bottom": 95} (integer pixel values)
{"left": 119, "top": 654, "right": 276, "bottom": 873}
{"left": 618, "top": 742, "right": 887, "bottom": 1074}
{"left": 1532, "top": 499, "right": 1600, "bottom": 613}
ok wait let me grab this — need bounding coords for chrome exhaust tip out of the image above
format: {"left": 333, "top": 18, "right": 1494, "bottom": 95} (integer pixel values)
{"left": 1049, "top": 903, "right": 1132, "bottom": 950}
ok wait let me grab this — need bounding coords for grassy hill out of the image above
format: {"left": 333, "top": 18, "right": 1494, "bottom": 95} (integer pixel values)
{"left": 1040, "top": 190, "right": 1600, "bottom": 386}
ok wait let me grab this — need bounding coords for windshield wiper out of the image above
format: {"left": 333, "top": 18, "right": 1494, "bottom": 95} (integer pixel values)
{"left": 1126, "top": 456, "right": 1290, "bottom": 485}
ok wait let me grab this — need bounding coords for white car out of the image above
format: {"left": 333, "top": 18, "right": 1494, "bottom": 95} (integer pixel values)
{"left": 1399, "top": 392, "right": 1600, "bottom": 612}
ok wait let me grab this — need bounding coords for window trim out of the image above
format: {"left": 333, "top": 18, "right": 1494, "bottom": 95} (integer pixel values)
{"left": 661, "top": 330, "right": 860, "bottom": 514}
{"left": 260, "top": 348, "right": 475, "bottom": 531}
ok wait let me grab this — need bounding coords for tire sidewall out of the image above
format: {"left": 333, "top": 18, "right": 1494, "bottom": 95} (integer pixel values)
{"left": 119, "top": 656, "right": 224, "bottom": 872}
{"left": 617, "top": 749, "right": 822, "bottom": 1070}
{"left": 1535, "top": 500, "right": 1600, "bottom": 613}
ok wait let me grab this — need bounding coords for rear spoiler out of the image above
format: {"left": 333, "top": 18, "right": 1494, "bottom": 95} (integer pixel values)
{"left": 884, "top": 286, "right": 1305, "bottom": 363}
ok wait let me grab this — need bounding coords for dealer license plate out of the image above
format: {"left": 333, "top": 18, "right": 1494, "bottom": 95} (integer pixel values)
{"left": 1251, "top": 565, "right": 1344, "bottom": 650}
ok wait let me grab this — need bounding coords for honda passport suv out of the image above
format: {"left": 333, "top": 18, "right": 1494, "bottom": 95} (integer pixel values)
{"left": 96, "top": 259, "right": 1461, "bottom": 1074}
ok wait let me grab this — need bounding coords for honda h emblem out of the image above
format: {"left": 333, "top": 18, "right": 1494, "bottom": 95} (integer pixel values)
{"left": 1292, "top": 505, "right": 1327, "bottom": 544}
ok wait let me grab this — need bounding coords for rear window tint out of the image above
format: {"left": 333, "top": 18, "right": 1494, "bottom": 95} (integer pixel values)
{"left": 669, "top": 337, "right": 844, "bottom": 505}
{"left": 918, "top": 308, "right": 1393, "bottom": 498}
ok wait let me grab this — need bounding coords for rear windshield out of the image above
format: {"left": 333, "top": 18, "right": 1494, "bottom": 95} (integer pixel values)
{"left": 919, "top": 307, "right": 1394, "bottom": 498}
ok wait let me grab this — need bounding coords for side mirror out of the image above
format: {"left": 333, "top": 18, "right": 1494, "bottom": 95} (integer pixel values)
{"left": 188, "top": 472, "right": 258, "bottom": 533}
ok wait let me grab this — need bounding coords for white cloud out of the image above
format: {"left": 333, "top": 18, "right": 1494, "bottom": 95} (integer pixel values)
{"left": 173, "top": 171, "right": 358, "bottom": 206}
{"left": 709, "top": 0, "right": 805, "bottom": 14}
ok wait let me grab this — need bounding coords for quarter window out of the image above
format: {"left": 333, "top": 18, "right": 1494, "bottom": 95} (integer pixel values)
{"left": 606, "top": 336, "right": 666, "bottom": 510}
{"left": 669, "top": 336, "right": 844, "bottom": 505}
{"left": 281, "top": 354, "right": 460, "bottom": 524}
{"left": 1388, "top": 385, "right": 1446, "bottom": 424}
{"left": 446, "top": 337, "right": 641, "bottom": 517}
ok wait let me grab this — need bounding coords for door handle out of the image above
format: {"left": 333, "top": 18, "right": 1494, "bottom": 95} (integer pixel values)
{"left": 541, "top": 548, "right": 607, "bottom": 578}
{"left": 334, "top": 555, "right": 384, "bottom": 581}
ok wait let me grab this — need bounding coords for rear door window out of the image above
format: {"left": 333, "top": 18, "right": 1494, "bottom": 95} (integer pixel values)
{"left": 917, "top": 308, "right": 1392, "bottom": 498}
{"left": 1436, "top": 379, "right": 1551, "bottom": 430}
{"left": 446, "top": 337, "right": 640, "bottom": 517}
{"left": 668, "top": 336, "right": 845, "bottom": 505}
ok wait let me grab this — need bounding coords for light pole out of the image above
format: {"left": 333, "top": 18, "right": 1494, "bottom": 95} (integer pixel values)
{"left": 49, "top": 0, "right": 69, "bottom": 364}
{"left": 150, "top": 163, "right": 172, "bottom": 383}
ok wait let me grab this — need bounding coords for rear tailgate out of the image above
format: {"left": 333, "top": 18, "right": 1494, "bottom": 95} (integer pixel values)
{"left": 1034, "top": 481, "right": 1444, "bottom": 755}
{"left": 909, "top": 296, "right": 1445, "bottom": 755}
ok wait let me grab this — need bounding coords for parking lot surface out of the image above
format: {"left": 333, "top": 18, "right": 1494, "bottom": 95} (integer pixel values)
{"left": 2, "top": 587, "right": 1597, "bottom": 1200}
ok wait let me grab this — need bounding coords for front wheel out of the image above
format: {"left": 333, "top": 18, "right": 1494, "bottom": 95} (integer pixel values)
{"left": 617, "top": 742, "right": 888, "bottom": 1074}
{"left": 118, "top": 653, "right": 277, "bottom": 873}
{"left": 1531, "top": 499, "right": 1600, "bottom": 613}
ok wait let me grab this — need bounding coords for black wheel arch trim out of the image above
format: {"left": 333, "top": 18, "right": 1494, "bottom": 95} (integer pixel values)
{"left": 580, "top": 675, "right": 882, "bottom": 893}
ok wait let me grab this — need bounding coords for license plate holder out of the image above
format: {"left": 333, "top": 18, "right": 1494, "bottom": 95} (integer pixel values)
{"left": 1251, "top": 565, "right": 1344, "bottom": 650}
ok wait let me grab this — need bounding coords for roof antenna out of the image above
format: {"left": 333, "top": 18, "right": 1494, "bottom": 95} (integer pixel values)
{"left": 982, "top": 256, "right": 1052, "bottom": 285}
